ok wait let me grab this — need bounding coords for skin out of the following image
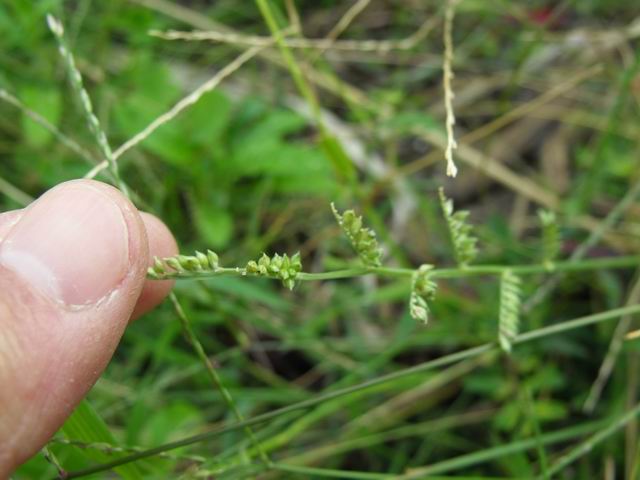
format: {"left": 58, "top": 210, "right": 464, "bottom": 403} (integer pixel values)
{"left": 0, "top": 180, "right": 178, "bottom": 477}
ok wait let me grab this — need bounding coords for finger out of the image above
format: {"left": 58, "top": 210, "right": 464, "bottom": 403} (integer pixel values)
{"left": 132, "top": 212, "right": 178, "bottom": 319}
{"left": 0, "top": 179, "right": 149, "bottom": 475}
{"left": 0, "top": 210, "right": 23, "bottom": 241}
{"left": 0, "top": 210, "right": 178, "bottom": 321}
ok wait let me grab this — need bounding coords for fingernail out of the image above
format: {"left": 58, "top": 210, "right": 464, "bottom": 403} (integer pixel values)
{"left": 0, "top": 183, "right": 130, "bottom": 306}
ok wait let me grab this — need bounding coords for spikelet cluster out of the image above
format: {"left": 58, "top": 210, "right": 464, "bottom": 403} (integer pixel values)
{"left": 439, "top": 188, "right": 478, "bottom": 267}
{"left": 47, "top": 15, "right": 127, "bottom": 195}
{"left": 409, "top": 265, "right": 438, "bottom": 324}
{"left": 148, "top": 250, "right": 220, "bottom": 279}
{"left": 498, "top": 269, "right": 521, "bottom": 353}
{"left": 538, "top": 209, "right": 560, "bottom": 269}
{"left": 246, "top": 253, "right": 302, "bottom": 290}
{"left": 331, "top": 203, "right": 382, "bottom": 267}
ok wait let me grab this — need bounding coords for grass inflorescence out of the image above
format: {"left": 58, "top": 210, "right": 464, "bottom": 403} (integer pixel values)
{"left": 4, "top": 2, "right": 640, "bottom": 479}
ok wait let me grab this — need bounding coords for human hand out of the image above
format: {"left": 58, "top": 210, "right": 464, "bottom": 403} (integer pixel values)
{"left": 0, "top": 180, "right": 178, "bottom": 476}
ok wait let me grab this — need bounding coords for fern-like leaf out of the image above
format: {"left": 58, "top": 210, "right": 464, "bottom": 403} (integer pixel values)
{"left": 409, "top": 265, "right": 438, "bottom": 324}
{"left": 439, "top": 188, "right": 478, "bottom": 267}
{"left": 498, "top": 269, "right": 521, "bottom": 353}
{"left": 538, "top": 209, "right": 560, "bottom": 269}
{"left": 331, "top": 203, "right": 382, "bottom": 267}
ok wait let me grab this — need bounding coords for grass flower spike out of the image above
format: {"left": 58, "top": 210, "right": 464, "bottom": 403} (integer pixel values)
{"left": 498, "top": 269, "right": 521, "bottom": 353}
{"left": 246, "top": 252, "right": 303, "bottom": 290}
{"left": 538, "top": 209, "right": 561, "bottom": 270}
{"left": 47, "top": 15, "right": 127, "bottom": 195}
{"left": 331, "top": 203, "right": 382, "bottom": 267}
{"left": 148, "top": 250, "right": 220, "bottom": 279}
{"left": 439, "top": 187, "right": 478, "bottom": 267}
{"left": 409, "top": 265, "right": 438, "bottom": 324}
{"left": 148, "top": 250, "right": 302, "bottom": 290}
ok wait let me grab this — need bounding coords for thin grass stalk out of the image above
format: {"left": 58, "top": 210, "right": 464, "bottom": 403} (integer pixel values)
{"left": 42, "top": 446, "right": 67, "bottom": 479}
{"left": 63, "top": 303, "right": 640, "bottom": 478}
{"left": 0, "top": 88, "right": 98, "bottom": 167}
{"left": 282, "top": 409, "right": 494, "bottom": 466}
{"left": 46, "top": 15, "right": 127, "bottom": 196}
{"left": 543, "top": 402, "right": 640, "bottom": 478}
{"left": 169, "top": 294, "right": 271, "bottom": 466}
{"left": 255, "top": 0, "right": 322, "bottom": 122}
{"left": 232, "top": 354, "right": 492, "bottom": 463}
{"left": 523, "top": 148, "right": 640, "bottom": 313}
{"left": 283, "top": 0, "right": 302, "bottom": 33}
{"left": 583, "top": 273, "right": 640, "bottom": 413}
{"left": 49, "top": 437, "right": 205, "bottom": 464}
{"left": 86, "top": 46, "right": 264, "bottom": 179}
{"left": 523, "top": 387, "right": 550, "bottom": 479}
{"left": 45, "top": 14, "right": 267, "bottom": 474}
{"left": 150, "top": 17, "right": 436, "bottom": 54}
{"left": 271, "top": 463, "right": 394, "bottom": 479}
{"left": 254, "top": 0, "right": 355, "bottom": 182}
{"left": 398, "top": 420, "right": 605, "bottom": 478}
{"left": 0, "top": 175, "right": 33, "bottom": 206}
{"left": 318, "top": 0, "right": 371, "bottom": 46}
{"left": 148, "top": 254, "right": 640, "bottom": 281}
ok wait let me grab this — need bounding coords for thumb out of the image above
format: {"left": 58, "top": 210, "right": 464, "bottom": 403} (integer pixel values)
{"left": 0, "top": 180, "right": 149, "bottom": 475}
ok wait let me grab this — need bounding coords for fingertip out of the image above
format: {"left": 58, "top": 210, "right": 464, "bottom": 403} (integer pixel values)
{"left": 0, "top": 210, "right": 23, "bottom": 243}
{"left": 131, "top": 212, "right": 178, "bottom": 319}
{"left": 1, "top": 179, "right": 149, "bottom": 307}
{"left": 0, "top": 179, "right": 150, "bottom": 473}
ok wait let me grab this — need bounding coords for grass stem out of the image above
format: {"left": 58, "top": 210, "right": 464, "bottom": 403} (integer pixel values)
{"left": 63, "top": 303, "right": 640, "bottom": 478}
{"left": 149, "top": 254, "right": 640, "bottom": 282}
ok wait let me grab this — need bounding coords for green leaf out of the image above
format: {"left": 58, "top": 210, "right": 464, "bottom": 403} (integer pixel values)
{"left": 381, "top": 110, "right": 442, "bottom": 135}
{"left": 180, "top": 89, "right": 231, "bottom": 148}
{"left": 230, "top": 109, "right": 337, "bottom": 194}
{"left": 20, "top": 86, "right": 61, "bottom": 147}
{"left": 111, "top": 57, "right": 194, "bottom": 167}
{"left": 193, "top": 203, "right": 234, "bottom": 249}
{"left": 60, "top": 399, "right": 144, "bottom": 479}
{"left": 113, "top": 91, "right": 193, "bottom": 167}
{"left": 138, "top": 402, "right": 202, "bottom": 446}
{"left": 319, "top": 133, "right": 355, "bottom": 182}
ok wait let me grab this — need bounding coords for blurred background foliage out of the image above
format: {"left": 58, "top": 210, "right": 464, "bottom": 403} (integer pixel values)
{"left": 2, "top": 0, "right": 640, "bottom": 478}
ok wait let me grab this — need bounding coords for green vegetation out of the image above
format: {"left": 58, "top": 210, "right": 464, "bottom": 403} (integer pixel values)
{"left": 2, "top": 1, "right": 640, "bottom": 478}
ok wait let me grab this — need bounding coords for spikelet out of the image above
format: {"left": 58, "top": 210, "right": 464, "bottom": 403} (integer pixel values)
{"left": 148, "top": 250, "right": 219, "bottom": 279}
{"left": 246, "top": 252, "right": 303, "bottom": 290}
{"left": 538, "top": 209, "right": 560, "bottom": 270}
{"left": 47, "top": 15, "right": 127, "bottom": 195}
{"left": 498, "top": 269, "right": 521, "bottom": 353}
{"left": 409, "top": 265, "right": 438, "bottom": 324}
{"left": 331, "top": 203, "right": 382, "bottom": 267}
{"left": 439, "top": 188, "right": 478, "bottom": 267}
